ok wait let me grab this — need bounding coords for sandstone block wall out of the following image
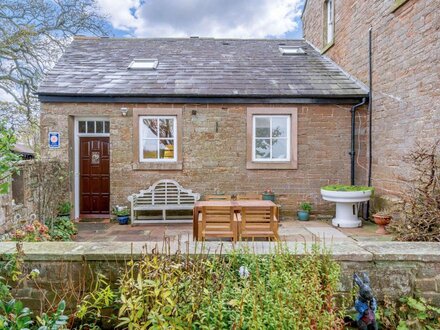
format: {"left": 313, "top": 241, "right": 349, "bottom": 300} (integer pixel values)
{"left": 40, "top": 102, "right": 367, "bottom": 217}
{"left": 303, "top": 0, "right": 440, "bottom": 196}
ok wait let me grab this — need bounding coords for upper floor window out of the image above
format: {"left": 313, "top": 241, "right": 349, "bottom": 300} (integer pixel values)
{"left": 324, "top": 0, "right": 334, "bottom": 46}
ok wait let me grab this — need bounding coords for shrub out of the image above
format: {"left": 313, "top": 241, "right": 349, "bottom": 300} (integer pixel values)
{"left": 389, "top": 140, "right": 440, "bottom": 242}
{"left": 117, "top": 245, "right": 344, "bottom": 329}
{"left": 11, "top": 220, "right": 51, "bottom": 242}
{"left": 48, "top": 217, "right": 78, "bottom": 241}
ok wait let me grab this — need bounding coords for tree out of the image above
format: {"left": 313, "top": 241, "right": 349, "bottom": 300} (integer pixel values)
{"left": 0, "top": 120, "right": 21, "bottom": 194}
{"left": 0, "top": 0, "right": 108, "bottom": 131}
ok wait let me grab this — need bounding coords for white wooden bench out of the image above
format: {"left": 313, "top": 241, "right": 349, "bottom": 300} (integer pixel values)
{"left": 127, "top": 179, "right": 200, "bottom": 224}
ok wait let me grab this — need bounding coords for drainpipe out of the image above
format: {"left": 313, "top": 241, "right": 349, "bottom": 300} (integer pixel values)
{"left": 366, "top": 27, "right": 373, "bottom": 218}
{"left": 350, "top": 98, "right": 367, "bottom": 185}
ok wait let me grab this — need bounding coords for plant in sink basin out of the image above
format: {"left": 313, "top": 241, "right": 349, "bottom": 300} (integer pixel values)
{"left": 321, "top": 185, "right": 374, "bottom": 228}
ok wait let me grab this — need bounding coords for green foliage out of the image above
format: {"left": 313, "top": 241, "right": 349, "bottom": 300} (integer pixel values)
{"left": 321, "top": 184, "right": 374, "bottom": 192}
{"left": 299, "top": 202, "right": 312, "bottom": 212}
{"left": 112, "top": 209, "right": 130, "bottom": 217}
{"left": 378, "top": 296, "right": 440, "bottom": 329}
{"left": 0, "top": 298, "right": 33, "bottom": 329}
{"left": 117, "top": 245, "right": 344, "bottom": 329}
{"left": 35, "top": 300, "right": 68, "bottom": 330}
{"left": 0, "top": 120, "right": 21, "bottom": 195}
{"left": 57, "top": 202, "right": 72, "bottom": 215}
{"left": 48, "top": 217, "right": 77, "bottom": 241}
{"left": 76, "top": 274, "right": 117, "bottom": 328}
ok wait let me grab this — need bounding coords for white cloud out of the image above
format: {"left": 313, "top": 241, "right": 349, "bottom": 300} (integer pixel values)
{"left": 97, "top": 0, "right": 304, "bottom": 38}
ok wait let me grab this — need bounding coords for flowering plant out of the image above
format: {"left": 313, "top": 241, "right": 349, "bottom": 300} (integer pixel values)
{"left": 12, "top": 220, "right": 51, "bottom": 242}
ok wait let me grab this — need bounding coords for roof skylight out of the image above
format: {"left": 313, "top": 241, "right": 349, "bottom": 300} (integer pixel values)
{"left": 279, "top": 46, "right": 306, "bottom": 55}
{"left": 128, "top": 59, "right": 159, "bottom": 70}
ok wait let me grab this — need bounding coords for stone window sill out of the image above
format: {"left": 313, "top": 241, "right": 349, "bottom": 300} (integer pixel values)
{"left": 246, "top": 161, "right": 297, "bottom": 170}
{"left": 132, "top": 161, "right": 183, "bottom": 171}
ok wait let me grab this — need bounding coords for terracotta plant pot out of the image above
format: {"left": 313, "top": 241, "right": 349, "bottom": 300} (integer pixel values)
{"left": 373, "top": 214, "right": 392, "bottom": 235}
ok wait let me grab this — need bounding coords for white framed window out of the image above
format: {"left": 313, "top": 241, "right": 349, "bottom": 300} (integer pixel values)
{"left": 252, "top": 115, "right": 290, "bottom": 162}
{"left": 325, "top": 0, "right": 334, "bottom": 45}
{"left": 139, "top": 116, "right": 177, "bottom": 162}
{"left": 77, "top": 120, "right": 109, "bottom": 135}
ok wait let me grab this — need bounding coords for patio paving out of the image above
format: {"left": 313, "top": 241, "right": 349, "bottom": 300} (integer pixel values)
{"left": 75, "top": 218, "right": 392, "bottom": 243}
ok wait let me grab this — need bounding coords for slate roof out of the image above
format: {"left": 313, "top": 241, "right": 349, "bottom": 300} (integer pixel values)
{"left": 37, "top": 37, "right": 368, "bottom": 99}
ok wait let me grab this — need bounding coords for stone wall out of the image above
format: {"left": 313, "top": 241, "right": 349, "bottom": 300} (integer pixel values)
{"left": 0, "top": 161, "right": 39, "bottom": 238}
{"left": 40, "top": 102, "right": 368, "bottom": 217}
{"left": 1, "top": 241, "right": 439, "bottom": 313}
{"left": 302, "top": 0, "right": 440, "bottom": 196}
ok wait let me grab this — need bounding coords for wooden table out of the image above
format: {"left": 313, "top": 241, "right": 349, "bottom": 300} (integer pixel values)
{"left": 192, "top": 200, "right": 277, "bottom": 240}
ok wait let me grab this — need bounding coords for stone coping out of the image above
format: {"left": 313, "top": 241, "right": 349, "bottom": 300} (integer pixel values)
{"left": 0, "top": 241, "right": 439, "bottom": 263}
{"left": 0, "top": 241, "right": 373, "bottom": 262}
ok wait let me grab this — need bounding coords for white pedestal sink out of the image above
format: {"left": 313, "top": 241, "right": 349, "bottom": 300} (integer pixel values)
{"left": 320, "top": 188, "right": 373, "bottom": 228}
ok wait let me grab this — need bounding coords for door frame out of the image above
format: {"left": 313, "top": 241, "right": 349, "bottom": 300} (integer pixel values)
{"left": 74, "top": 117, "right": 110, "bottom": 219}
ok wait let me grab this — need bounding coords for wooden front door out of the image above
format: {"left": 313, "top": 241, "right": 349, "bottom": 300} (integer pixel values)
{"left": 80, "top": 137, "right": 110, "bottom": 217}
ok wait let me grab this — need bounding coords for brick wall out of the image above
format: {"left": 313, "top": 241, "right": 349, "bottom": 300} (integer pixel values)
{"left": 303, "top": 0, "right": 440, "bottom": 196}
{"left": 40, "top": 102, "right": 365, "bottom": 217}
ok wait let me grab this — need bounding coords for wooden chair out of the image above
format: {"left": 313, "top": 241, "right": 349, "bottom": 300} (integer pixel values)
{"left": 237, "top": 206, "right": 279, "bottom": 241}
{"left": 205, "top": 194, "right": 232, "bottom": 201}
{"left": 236, "top": 193, "right": 262, "bottom": 200}
{"left": 197, "top": 206, "right": 237, "bottom": 241}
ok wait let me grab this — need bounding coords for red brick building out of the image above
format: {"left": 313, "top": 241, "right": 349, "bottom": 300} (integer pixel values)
{"left": 302, "top": 0, "right": 440, "bottom": 197}
{"left": 37, "top": 38, "right": 369, "bottom": 219}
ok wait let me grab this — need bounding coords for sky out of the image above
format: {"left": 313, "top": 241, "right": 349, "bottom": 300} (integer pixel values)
{"left": 97, "top": 0, "right": 305, "bottom": 39}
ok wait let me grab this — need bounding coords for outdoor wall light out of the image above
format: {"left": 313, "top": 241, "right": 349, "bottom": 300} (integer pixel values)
{"left": 120, "top": 107, "right": 128, "bottom": 116}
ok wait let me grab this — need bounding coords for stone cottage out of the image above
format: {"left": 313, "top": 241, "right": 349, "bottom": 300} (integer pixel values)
{"left": 302, "top": 0, "right": 440, "bottom": 198}
{"left": 37, "top": 37, "right": 369, "bottom": 219}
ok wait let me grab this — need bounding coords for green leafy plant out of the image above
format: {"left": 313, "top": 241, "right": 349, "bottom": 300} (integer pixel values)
{"left": 378, "top": 296, "right": 440, "bottom": 329}
{"left": 76, "top": 274, "right": 117, "bottom": 328}
{"left": 112, "top": 208, "right": 130, "bottom": 217}
{"left": 0, "top": 298, "right": 33, "bottom": 329}
{"left": 0, "top": 120, "right": 21, "bottom": 195}
{"left": 35, "top": 300, "right": 69, "bottom": 330}
{"left": 49, "top": 217, "right": 78, "bottom": 241}
{"left": 57, "top": 201, "right": 72, "bottom": 215}
{"left": 299, "top": 202, "right": 312, "bottom": 213}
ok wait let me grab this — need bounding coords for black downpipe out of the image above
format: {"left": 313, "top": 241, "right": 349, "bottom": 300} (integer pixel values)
{"left": 350, "top": 98, "right": 367, "bottom": 185}
{"left": 365, "top": 27, "right": 373, "bottom": 219}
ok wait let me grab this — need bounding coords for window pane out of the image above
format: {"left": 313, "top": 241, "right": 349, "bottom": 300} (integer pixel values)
{"left": 104, "top": 121, "right": 110, "bottom": 133}
{"left": 142, "top": 139, "right": 157, "bottom": 159}
{"left": 272, "top": 117, "right": 288, "bottom": 138}
{"left": 142, "top": 118, "right": 158, "bottom": 138}
{"left": 272, "top": 138, "right": 288, "bottom": 159}
{"left": 159, "top": 118, "right": 174, "bottom": 138}
{"left": 78, "top": 121, "right": 86, "bottom": 133}
{"left": 96, "top": 121, "right": 103, "bottom": 133}
{"left": 255, "top": 117, "right": 270, "bottom": 137}
{"left": 255, "top": 138, "right": 270, "bottom": 159}
{"left": 159, "top": 139, "right": 174, "bottom": 159}
{"left": 87, "top": 121, "right": 95, "bottom": 133}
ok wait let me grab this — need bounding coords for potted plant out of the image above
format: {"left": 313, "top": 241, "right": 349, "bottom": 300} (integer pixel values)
{"left": 262, "top": 189, "right": 275, "bottom": 202}
{"left": 113, "top": 206, "right": 130, "bottom": 225}
{"left": 372, "top": 210, "right": 392, "bottom": 235}
{"left": 297, "top": 202, "right": 312, "bottom": 221}
{"left": 57, "top": 201, "right": 72, "bottom": 217}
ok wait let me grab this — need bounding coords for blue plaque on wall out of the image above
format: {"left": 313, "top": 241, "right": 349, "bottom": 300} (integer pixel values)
{"left": 48, "top": 132, "right": 60, "bottom": 149}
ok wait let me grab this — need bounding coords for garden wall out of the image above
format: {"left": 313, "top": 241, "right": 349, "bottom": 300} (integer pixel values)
{"left": 1, "top": 241, "right": 439, "bottom": 312}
